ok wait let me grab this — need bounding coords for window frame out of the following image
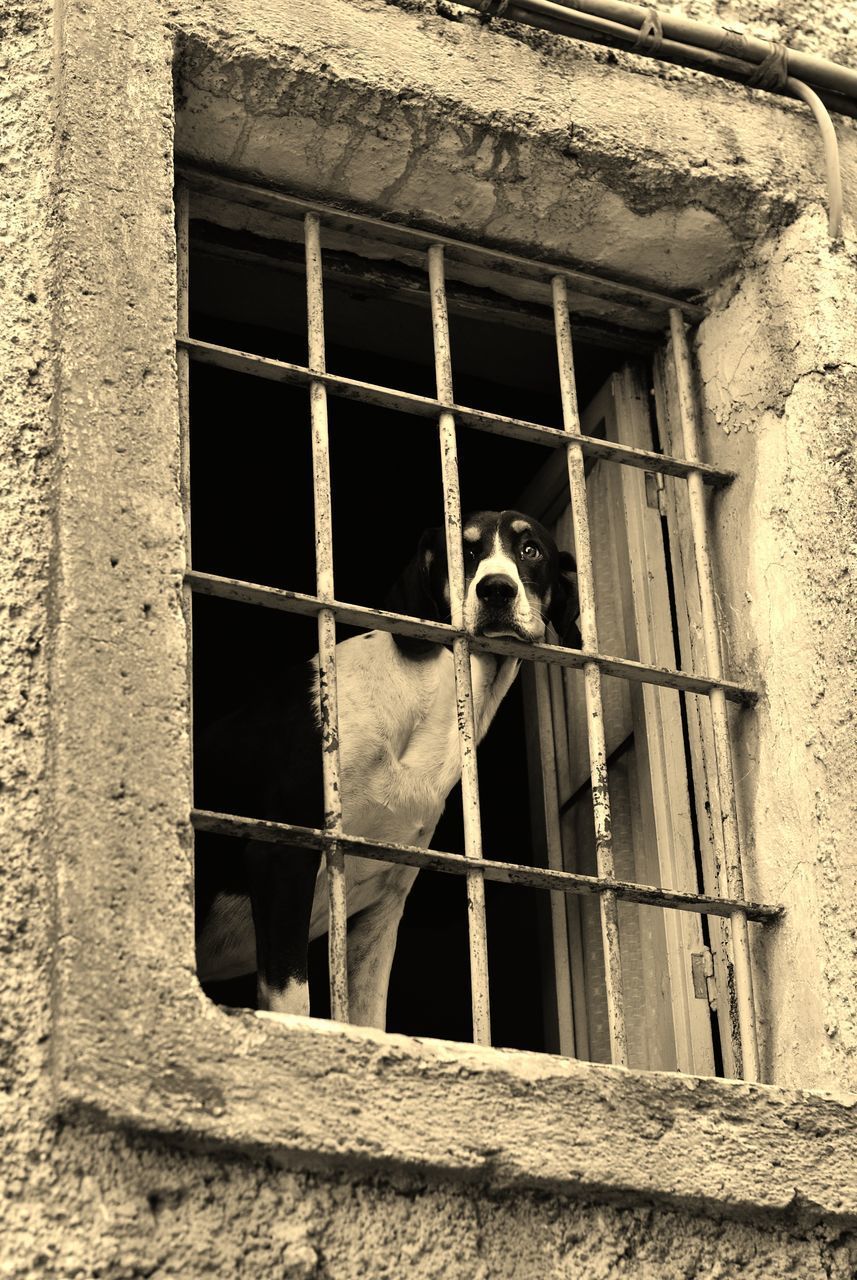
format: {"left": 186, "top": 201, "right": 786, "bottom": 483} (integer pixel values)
{"left": 33, "top": 0, "right": 857, "bottom": 1218}
{"left": 177, "top": 168, "right": 776, "bottom": 1075}
{"left": 48, "top": 135, "right": 855, "bottom": 1221}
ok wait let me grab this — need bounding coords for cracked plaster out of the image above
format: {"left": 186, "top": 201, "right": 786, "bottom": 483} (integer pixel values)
{"left": 175, "top": 0, "right": 857, "bottom": 295}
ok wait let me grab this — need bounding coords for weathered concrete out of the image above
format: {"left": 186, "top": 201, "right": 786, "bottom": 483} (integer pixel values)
{"left": 0, "top": 0, "right": 65, "bottom": 1267}
{"left": 176, "top": 0, "right": 857, "bottom": 296}
{"left": 6, "top": 1116, "right": 857, "bottom": 1279}
{"left": 693, "top": 209, "right": 857, "bottom": 1092}
{"left": 2, "top": 0, "right": 857, "bottom": 1274}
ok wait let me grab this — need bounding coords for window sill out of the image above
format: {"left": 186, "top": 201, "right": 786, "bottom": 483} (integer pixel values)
{"left": 54, "top": 994, "right": 857, "bottom": 1225}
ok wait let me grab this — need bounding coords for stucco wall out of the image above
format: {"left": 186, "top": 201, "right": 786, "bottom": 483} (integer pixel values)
{"left": 1, "top": 0, "right": 65, "bottom": 1270}
{"left": 2, "top": 0, "right": 856, "bottom": 1275}
{"left": 693, "top": 212, "right": 857, "bottom": 1091}
{"left": 6, "top": 1121, "right": 857, "bottom": 1279}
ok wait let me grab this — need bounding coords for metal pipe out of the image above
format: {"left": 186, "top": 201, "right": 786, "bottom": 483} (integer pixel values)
{"left": 669, "top": 308, "right": 761, "bottom": 1082}
{"left": 552, "top": 274, "right": 628, "bottom": 1067}
{"left": 546, "top": 0, "right": 857, "bottom": 102}
{"left": 428, "top": 243, "right": 493, "bottom": 1047}
{"left": 787, "top": 77, "right": 843, "bottom": 237}
{"left": 305, "top": 212, "right": 349, "bottom": 1025}
{"left": 192, "top": 809, "right": 783, "bottom": 922}
{"left": 466, "top": 0, "right": 857, "bottom": 118}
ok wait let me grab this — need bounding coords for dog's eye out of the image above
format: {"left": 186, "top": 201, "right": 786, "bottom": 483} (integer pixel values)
{"left": 464, "top": 546, "right": 478, "bottom": 565}
{"left": 520, "top": 541, "right": 542, "bottom": 561}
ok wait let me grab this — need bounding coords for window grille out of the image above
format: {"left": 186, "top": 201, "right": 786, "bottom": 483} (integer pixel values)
{"left": 175, "top": 169, "right": 782, "bottom": 1082}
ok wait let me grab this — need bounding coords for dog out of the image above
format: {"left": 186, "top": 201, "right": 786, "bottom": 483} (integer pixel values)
{"left": 195, "top": 509, "right": 578, "bottom": 1029}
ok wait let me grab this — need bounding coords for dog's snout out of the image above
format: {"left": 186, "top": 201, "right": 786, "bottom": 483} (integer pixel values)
{"left": 476, "top": 574, "right": 518, "bottom": 604}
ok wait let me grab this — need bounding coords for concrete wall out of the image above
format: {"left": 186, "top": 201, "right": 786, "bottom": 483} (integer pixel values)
{"left": 694, "top": 214, "right": 857, "bottom": 1091}
{"left": 2, "top": 0, "right": 856, "bottom": 1275}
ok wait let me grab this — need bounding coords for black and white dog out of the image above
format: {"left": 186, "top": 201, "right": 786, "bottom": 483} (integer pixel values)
{"left": 195, "top": 510, "right": 578, "bottom": 1029}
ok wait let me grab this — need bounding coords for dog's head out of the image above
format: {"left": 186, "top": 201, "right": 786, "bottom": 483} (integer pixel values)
{"left": 385, "top": 510, "right": 579, "bottom": 655}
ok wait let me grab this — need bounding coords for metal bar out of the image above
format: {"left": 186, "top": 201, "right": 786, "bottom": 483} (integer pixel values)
{"left": 553, "top": 274, "right": 628, "bottom": 1067}
{"left": 548, "top": 662, "right": 592, "bottom": 1059}
{"left": 185, "top": 569, "right": 758, "bottom": 705}
{"left": 191, "top": 809, "right": 783, "bottom": 923}
{"left": 305, "top": 212, "right": 349, "bottom": 1024}
{"left": 194, "top": 234, "right": 665, "bottom": 353}
{"left": 176, "top": 185, "right": 192, "bottom": 545}
{"left": 428, "top": 242, "right": 492, "bottom": 1047}
{"left": 669, "top": 308, "right": 760, "bottom": 1082}
{"left": 176, "top": 165, "right": 707, "bottom": 320}
{"left": 180, "top": 337, "right": 735, "bottom": 487}
{"left": 534, "top": 665, "right": 576, "bottom": 1055}
{"left": 176, "top": 184, "right": 194, "bottom": 817}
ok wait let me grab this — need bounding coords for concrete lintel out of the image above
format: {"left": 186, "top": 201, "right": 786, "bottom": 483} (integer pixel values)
{"left": 174, "top": 0, "right": 857, "bottom": 297}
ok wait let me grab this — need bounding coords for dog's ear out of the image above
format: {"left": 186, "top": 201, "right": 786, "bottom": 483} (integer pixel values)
{"left": 383, "top": 526, "right": 449, "bottom": 656}
{"left": 548, "top": 551, "right": 581, "bottom": 648}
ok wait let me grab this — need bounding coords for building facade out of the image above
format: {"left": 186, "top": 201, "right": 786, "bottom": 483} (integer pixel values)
{"left": 2, "top": 0, "right": 856, "bottom": 1274}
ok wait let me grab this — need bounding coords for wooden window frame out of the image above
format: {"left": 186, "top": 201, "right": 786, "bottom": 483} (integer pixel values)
{"left": 521, "top": 369, "right": 733, "bottom": 1074}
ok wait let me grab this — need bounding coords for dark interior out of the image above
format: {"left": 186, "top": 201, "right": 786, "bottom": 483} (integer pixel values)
{"left": 188, "top": 221, "right": 636, "bottom": 1052}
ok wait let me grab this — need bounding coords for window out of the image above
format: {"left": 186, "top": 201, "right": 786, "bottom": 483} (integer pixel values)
{"left": 176, "top": 168, "right": 780, "bottom": 1082}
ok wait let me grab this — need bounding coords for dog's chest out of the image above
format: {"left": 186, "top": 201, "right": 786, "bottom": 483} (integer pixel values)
{"left": 316, "top": 631, "right": 499, "bottom": 847}
{"left": 305, "top": 631, "right": 502, "bottom": 938}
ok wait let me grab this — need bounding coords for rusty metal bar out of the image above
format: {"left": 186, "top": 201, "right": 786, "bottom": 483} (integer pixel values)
{"left": 176, "top": 184, "right": 194, "bottom": 811}
{"left": 669, "top": 308, "right": 760, "bottom": 1082}
{"left": 185, "top": 569, "right": 757, "bottom": 705}
{"left": 192, "top": 809, "right": 782, "bottom": 923}
{"left": 176, "top": 165, "right": 707, "bottom": 320}
{"left": 305, "top": 212, "right": 349, "bottom": 1024}
{"left": 428, "top": 242, "right": 492, "bottom": 1047}
{"left": 553, "top": 274, "right": 628, "bottom": 1067}
{"left": 180, "top": 337, "right": 735, "bottom": 488}
{"left": 534, "top": 665, "right": 576, "bottom": 1055}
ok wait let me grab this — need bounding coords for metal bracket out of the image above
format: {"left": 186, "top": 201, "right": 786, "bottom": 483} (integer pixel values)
{"left": 691, "top": 948, "right": 718, "bottom": 1010}
{"left": 645, "top": 470, "right": 667, "bottom": 516}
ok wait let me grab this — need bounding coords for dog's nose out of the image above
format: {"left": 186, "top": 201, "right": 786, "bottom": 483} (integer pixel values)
{"left": 476, "top": 574, "right": 518, "bottom": 603}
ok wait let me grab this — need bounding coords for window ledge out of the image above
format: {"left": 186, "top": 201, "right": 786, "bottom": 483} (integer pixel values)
{"left": 54, "top": 997, "right": 857, "bottom": 1226}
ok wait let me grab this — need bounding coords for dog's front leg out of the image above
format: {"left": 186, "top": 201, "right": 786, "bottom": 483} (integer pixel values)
{"left": 343, "top": 862, "right": 420, "bottom": 1028}
{"left": 247, "top": 840, "right": 321, "bottom": 1015}
{"left": 476, "top": 655, "right": 522, "bottom": 741}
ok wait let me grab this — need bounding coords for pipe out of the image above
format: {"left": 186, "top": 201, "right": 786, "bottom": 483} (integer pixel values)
{"left": 549, "top": 0, "right": 857, "bottom": 101}
{"left": 472, "top": 0, "right": 857, "bottom": 118}
{"left": 788, "top": 76, "right": 843, "bottom": 236}
{"left": 464, "top": 0, "right": 847, "bottom": 235}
